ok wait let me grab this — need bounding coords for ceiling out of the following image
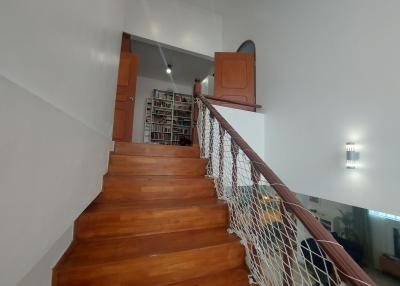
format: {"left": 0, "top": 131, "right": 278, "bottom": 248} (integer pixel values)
{"left": 132, "top": 38, "right": 214, "bottom": 86}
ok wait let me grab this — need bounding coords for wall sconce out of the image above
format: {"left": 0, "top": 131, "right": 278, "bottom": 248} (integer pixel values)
{"left": 346, "top": 142, "right": 360, "bottom": 169}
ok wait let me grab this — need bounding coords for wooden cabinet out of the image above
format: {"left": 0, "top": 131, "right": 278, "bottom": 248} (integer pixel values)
{"left": 380, "top": 255, "right": 400, "bottom": 279}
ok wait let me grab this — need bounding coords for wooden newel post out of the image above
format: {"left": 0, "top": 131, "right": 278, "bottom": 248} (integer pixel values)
{"left": 193, "top": 78, "right": 201, "bottom": 96}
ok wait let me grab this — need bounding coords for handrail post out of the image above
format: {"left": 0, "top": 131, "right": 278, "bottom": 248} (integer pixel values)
{"left": 218, "top": 124, "right": 225, "bottom": 195}
{"left": 231, "top": 138, "right": 239, "bottom": 198}
{"left": 192, "top": 100, "right": 199, "bottom": 145}
{"left": 280, "top": 202, "right": 294, "bottom": 286}
{"left": 200, "top": 103, "right": 206, "bottom": 157}
{"left": 208, "top": 114, "right": 215, "bottom": 176}
{"left": 251, "top": 164, "right": 260, "bottom": 190}
{"left": 249, "top": 164, "right": 264, "bottom": 284}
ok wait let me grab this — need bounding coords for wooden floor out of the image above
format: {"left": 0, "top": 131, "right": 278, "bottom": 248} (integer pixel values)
{"left": 52, "top": 142, "right": 249, "bottom": 286}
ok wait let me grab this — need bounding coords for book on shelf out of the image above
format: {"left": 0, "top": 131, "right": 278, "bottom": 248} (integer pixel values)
{"left": 151, "top": 132, "right": 171, "bottom": 141}
{"left": 153, "top": 100, "right": 172, "bottom": 108}
{"left": 144, "top": 89, "right": 194, "bottom": 145}
{"left": 153, "top": 89, "right": 174, "bottom": 101}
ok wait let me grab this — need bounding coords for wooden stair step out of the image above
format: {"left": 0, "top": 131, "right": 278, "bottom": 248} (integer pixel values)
{"left": 114, "top": 142, "right": 200, "bottom": 158}
{"left": 75, "top": 198, "right": 228, "bottom": 240}
{"left": 59, "top": 228, "right": 238, "bottom": 267}
{"left": 54, "top": 228, "right": 245, "bottom": 286}
{"left": 100, "top": 175, "right": 215, "bottom": 201}
{"left": 108, "top": 154, "right": 207, "bottom": 176}
{"left": 169, "top": 268, "right": 250, "bottom": 286}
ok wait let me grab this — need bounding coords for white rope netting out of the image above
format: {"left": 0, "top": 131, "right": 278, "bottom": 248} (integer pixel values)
{"left": 196, "top": 99, "right": 372, "bottom": 286}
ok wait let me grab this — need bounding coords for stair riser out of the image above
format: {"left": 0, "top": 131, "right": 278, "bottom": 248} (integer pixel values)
{"left": 56, "top": 242, "right": 244, "bottom": 286}
{"left": 108, "top": 155, "right": 207, "bottom": 176}
{"left": 75, "top": 206, "right": 228, "bottom": 240}
{"left": 100, "top": 177, "right": 215, "bottom": 201}
{"left": 169, "top": 268, "right": 249, "bottom": 286}
{"left": 114, "top": 142, "right": 200, "bottom": 158}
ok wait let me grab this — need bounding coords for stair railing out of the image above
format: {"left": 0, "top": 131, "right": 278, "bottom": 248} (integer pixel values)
{"left": 194, "top": 93, "right": 375, "bottom": 286}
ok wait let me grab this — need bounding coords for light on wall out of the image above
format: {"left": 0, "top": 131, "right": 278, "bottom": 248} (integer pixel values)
{"left": 346, "top": 142, "right": 360, "bottom": 169}
{"left": 166, "top": 64, "right": 172, "bottom": 74}
{"left": 369, "top": 210, "right": 400, "bottom": 222}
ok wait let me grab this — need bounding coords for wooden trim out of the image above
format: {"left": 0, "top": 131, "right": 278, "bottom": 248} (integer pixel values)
{"left": 203, "top": 95, "right": 262, "bottom": 109}
{"left": 121, "top": 32, "right": 131, "bottom": 52}
{"left": 196, "top": 94, "right": 375, "bottom": 286}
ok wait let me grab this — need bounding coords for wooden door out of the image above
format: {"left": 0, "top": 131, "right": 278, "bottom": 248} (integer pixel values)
{"left": 214, "top": 52, "right": 255, "bottom": 111}
{"left": 112, "top": 52, "right": 138, "bottom": 142}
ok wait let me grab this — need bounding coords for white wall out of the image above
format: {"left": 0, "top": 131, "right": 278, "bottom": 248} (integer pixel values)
{"left": 201, "top": 75, "right": 214, "bottom": 96}
{"left": 204, "top": 105, "right": 265, "bottom": 188}
{"left": 214, "top": 106, "right": 265, "bottom": 160}
{"left": 124, "top": 0, "right": 222, "bottom": 57}
{"left": 133, "top": 76, "right": 192, "bottom": 142}
{"left": 0, "top": 1, "right": 126, "bottom": 285}
{"left": 17, "top": 227, "right": 73, "bottom": 286}
{"left": 217, "top": 0, "right": 400, "bottom": 216}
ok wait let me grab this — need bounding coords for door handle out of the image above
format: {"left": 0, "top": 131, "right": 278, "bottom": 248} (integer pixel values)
{"left": 129, "top": 96, "right": 134, "bottom": 101}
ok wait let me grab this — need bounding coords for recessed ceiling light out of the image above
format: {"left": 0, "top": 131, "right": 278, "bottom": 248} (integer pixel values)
{"left": 166, "top": 64, "right": 172, "bottom": 74}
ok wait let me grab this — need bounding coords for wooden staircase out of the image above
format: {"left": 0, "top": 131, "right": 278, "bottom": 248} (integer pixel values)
{"left": 52, "top": 142, "right": 249, "bottom": 286}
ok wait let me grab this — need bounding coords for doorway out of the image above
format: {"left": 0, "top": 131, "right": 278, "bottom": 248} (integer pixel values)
{"left": 111, "top": 34, "right": 257, "bottom": 145}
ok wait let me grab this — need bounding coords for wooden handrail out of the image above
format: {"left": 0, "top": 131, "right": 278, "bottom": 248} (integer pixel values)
{"left": 203, "top": 95, "right": 262, "bottom": 109}
{"left": 195, "top": 94, "right": 375, "bottom": 286}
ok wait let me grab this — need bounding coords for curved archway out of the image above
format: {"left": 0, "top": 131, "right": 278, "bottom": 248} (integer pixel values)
{"left": 237, "top": 40, "right": 256, "bottom": 53}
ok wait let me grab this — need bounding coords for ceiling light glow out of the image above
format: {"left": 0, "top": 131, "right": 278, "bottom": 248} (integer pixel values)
{"left": 166, "top": 64, "right": 172, "bottom": 74}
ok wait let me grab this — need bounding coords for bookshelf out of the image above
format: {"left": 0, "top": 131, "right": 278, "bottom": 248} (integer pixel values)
{"left": 144, "top": 89, "right": 193, "bottom": 145}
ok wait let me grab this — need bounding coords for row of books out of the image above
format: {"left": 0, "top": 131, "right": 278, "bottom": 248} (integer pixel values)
{"left": 153, "top": 100, "right": 172, "bottom": 108}
{"left": 152, "top": 124, "right": 171, "bottom": 133}
{"left": 173, "top": 127, "right": 190, "bottom": 135}
{"left": 151, "top": 132, "right": 171, "bottom": 141}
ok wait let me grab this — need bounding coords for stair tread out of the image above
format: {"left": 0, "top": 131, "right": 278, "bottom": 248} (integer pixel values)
{"left": 110, "top": 154, "right": 205, "bottom": 160}
{"left": 168, "top": 267, "right": 250, "bottom": 286}
{"left": 86, "top": 198, "right": 225, "bottom": 213}
{"left": 99, "top": 175, "right": 215, "bottom": 202}
{"left": 103, "top": 174, "right": 213, "bottom": 180}
{"left": 110, "top": 151, "right": 202, "bottom": 158}
{"left": 57, "top": 228, "right": 239, "bottom": 270}
{"left": 114, "top": 142, "right": 200, "bottom": 158}
{"left": 115, "top": 142, "right": 199, "bottom": 150}
{"left": 108, "top": 154, "right": 207, "bottom": 176}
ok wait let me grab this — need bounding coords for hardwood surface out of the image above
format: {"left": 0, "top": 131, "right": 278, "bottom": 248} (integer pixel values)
{"left": 100, "top": 175, "right": 215, "bottom": 201}
{"left": 74, "top": 198, "right": 229, "bottom": 240}
{"left": 53, "top": 143, "right": 249, "bottom": 286}
{"left": 114, "top": 142, "right": 200, "bottom": 157}
{"left": 214, "top": 52, "right": 255, "bottom": 112}
{"left": 108, "top": 154, "right": 207, "bottom": 176}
